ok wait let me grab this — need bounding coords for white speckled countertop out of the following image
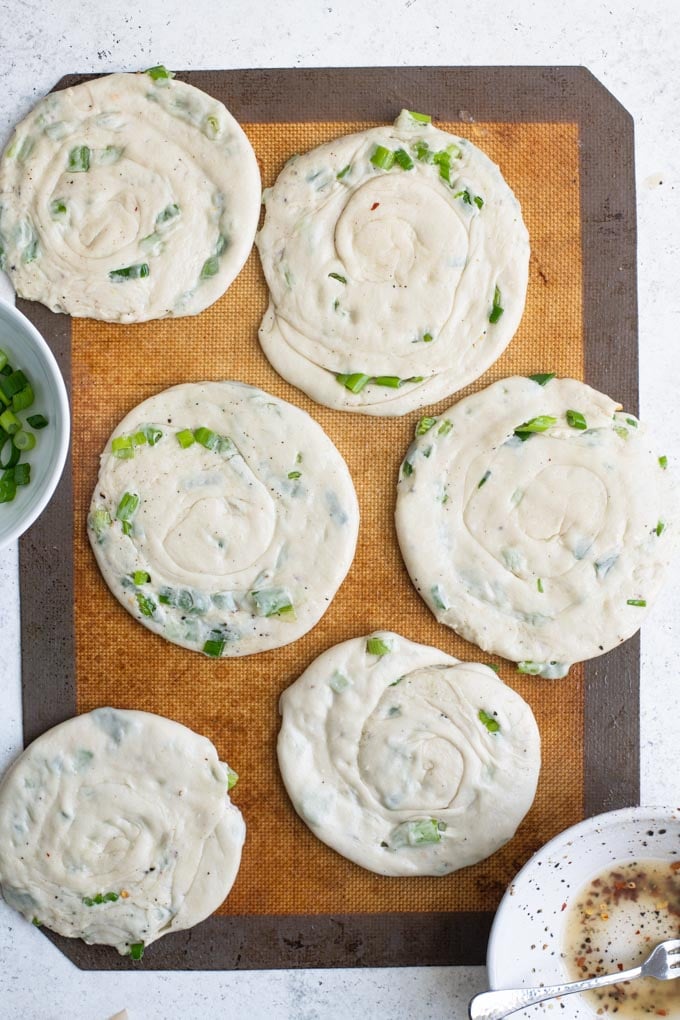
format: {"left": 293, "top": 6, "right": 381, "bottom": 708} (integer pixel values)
{"left": 0, "top": 1, "right": 678, "bottom": 1017}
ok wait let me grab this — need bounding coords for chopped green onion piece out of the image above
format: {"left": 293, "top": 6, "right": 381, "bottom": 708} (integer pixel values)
{"left": 157, "top": 202, "right": 180, "bottom": 225}
{"left": 438, "top": 420, "right": 453, "bottom": 436}
{"left": 111, "top": 435, "right": 134, "bottom": 458}
{"left": 489, "top": 285, "right": 504, "bottom": 324}
{"left": 204, "top": 114, "right": 220, "bottom": 138}
{"left": 473, "top": 195, "right": 484, "bottom": 209}
{"left": 432, "top": 149, "right": 452, "bottom": 183}
{"left": 129, "top": 942, "right": 144, "bottom": 961}
{"left": 142, "top": 425, "right": 162, "bottom": 446}
{"left": 528, "top": 373, "right": 556, "bottom": 386}
{"left": 407, "top": 110, "right": 432, "bottom": 123}
{"left": 329, "top": 670, "right": 350, "bottom": 693}
{"left": 430, "top": 584, "right": 448, "bottom": 611}
{"left": 487, "top": 663, "right": 501, "bottom": 673}
{"left": 200, "top": 256, "right": 220, "bottom": 279}
{"left": 454, "top": 189, "right": 473, "bottom": 205}
{"left": 12, "top": 385, "right": 34, "bottom": 412}
{"left": 328, "top": 272, "right": 347, "bottom": 284}
{"left": 478, "top": 709, "right": 500, "bottom": 733}
{"left": 226, "top": 765, "right": 239, "bottom": 790}
{"left": 392, "top": 818, "right": 442, "bottom": 847}
{"left": 372, "top": 375, "right": 401, "bottom": 388}
{"left": 402, "top": 459, "right": 413, "bottom": 477}
{"left": 422, "top": 332, "right": 433, "bottom": 342}
{"left": 132, "top": 431, "right": 147, "bottom": 447}
{"left": 415, "top": 416, "right": 437, "bottom": 436}
{"left": 514, "top": 415, "right": 557, "bottom": 440}
{"left": 176, "top": 428, "right": 196, "bottom": 448}
{"left": 13, "top": 429, "right": 35, "bottom": 451}
{"left": 659, "top": 455, "right": 668, "bottom": 469}
{"left": 288, "top": 470, "right": 301, "bottom": 480}
{"left": 413, "top": 141, "right": 433, "bottom": 162}
{"left": 32, "top": 917, "right": 42, "bottom": 927}
{"left": 336, "top": 164, "right": 351, "bottom": 180}
{"left": 370, "top": 145, "right": 395, "bottom": 170}
{"left": 203, "top": 635, "right": 225, "bottom": 657}
{"left": 613, "top": 424, "right": 629, "bottom": 440}
{"left": 194, "top": 427, "right": 220, "bottom": 450}
{"left": 0, "top": 409, "right": 21, "bottom": 434}
{"left": 14, "top": 463, "right": 30, "bottom": 486}
{"left": 0, "top": 477, "right": 16, "bottom": 502}
{"left": 251, "top": 587, "right": 295, "bottom": 618}
{"left": 132, "top": 571, "right": 151, "bottom": 585}
{"left": 366, "top": 637, "right": 391, "bottom": 656}
{"left": 477, "top": 470, "right": 491, "bottom": 488}
{"left": 67, "top": 145, "right": 90, "bottom": 172}
{"left": 393, "top": 148, "right": 414, "bottom": 170}
{"left": 116, "top": 491, "right": 139, "bottom": 523}
{"left": 537, "top": 578, "right": 544, "bottom": 593}
{"left": 0, "top": 350, "right": 7, "bottom": 371}
{"left": 566, "top": 409, "right": 587, "bottom": 430}
{"left": 145, "top": 65, "right": 174, "bottom": 81}
{"left": 655, "top": 520, "right": 665, "bottom": 537}
{"left": 0, "top": 435, "right": 20, "bottom": 469}
{"left": 517, "top": 661, "right": 543, "bottom": 675}
{"left": 136, "top": 593, "right": 156, "bottom": 617}
{"left": 0, "top": 369, "right": 28, "bottom": 398}
{"left": 626, "top": 598, "right": 647, "bottom": 607}
{"left": 625, "top": 417, "right": 638, "bottom": 427}
{"left": 109, "top": 263, "right": 149, "bottom": 281}
{"left": 336, "top": 372, "right": 371, "bottom": 394}
{"left": 89, "top": 508, "right": 111, "bottom": 540}
{"left": 27, "top": 413, "right": 48, "bottom": 429}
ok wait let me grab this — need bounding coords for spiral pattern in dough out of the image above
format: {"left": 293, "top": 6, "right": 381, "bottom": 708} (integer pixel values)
{"left": 277, "top": 632, "right": 540, "bottom": 876}
{"left": 256, "top": 110, "right": 529, "bottom": 415}
{"left": 88, "top": 381, "right": 359, "bottom": 656}
{"left": 0, "top": 708, "right": 245, "bottom": 956}
{"left": 395, "top": 376, "right": 679, "bottom": 676}
{"left": 0, "top": 71, "right": 260, "bottom": 322}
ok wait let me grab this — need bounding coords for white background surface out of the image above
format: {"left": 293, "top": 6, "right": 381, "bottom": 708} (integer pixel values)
{"left": 0, "top": 1, "right": 679, "bottom": 1017}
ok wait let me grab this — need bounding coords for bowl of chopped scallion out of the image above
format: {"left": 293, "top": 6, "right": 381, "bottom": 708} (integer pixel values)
{"left": 0, "top": 300, "right": 69, "bottom": 546}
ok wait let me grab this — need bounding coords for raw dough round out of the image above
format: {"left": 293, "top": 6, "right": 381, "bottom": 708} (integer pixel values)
{"left": 88, "top": 381, "right": 359, "bottom": 656}
{"left": 256, "top": 110, "right": 529, "bottom": 415}
{"left": 395, "top": 376, "right": 679, "bottom": 677}
{"left": 0, "top": 70, "right": 260, "bottom": 322}
{"left": 277, "top": 632, "right": 540, "bottom": 876}
{"left": 0, "top": 708, "right": 244, "bottom": 956}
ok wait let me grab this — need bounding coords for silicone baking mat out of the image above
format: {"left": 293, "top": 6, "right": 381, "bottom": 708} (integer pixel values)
{"left": 17, "top": 67, "right": 638, "bottom": 970}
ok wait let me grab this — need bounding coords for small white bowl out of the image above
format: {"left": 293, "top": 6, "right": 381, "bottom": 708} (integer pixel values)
{"left": 0, "top": 300, "right": 70, "bottom": 547}
{"left": 487, "top": 806, "right": 680, "bottom": 1018}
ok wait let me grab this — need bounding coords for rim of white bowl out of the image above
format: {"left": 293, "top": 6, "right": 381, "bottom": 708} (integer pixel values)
{"left": 486, "top": 804, "right": 680, "bottom": 988}
{"left": 0, "top": 299, "right": 70, "bottom": 548}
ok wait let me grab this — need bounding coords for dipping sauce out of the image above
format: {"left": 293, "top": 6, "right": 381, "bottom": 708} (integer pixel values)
{"left": 563, "top": 858, "right": 680, "bottom": 1016}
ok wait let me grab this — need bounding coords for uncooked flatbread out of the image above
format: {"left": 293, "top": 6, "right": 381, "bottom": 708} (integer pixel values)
{"left": 256, "top": 109, "right": 529, "bottom": 415}
{"left": 0, "top": 708, "right": 244, "bottom": 957}
{"left": 396, "top": 376, "right": 679, "bottom": 677}
{"left": 0, "top": 70, "right": 260, "bottom": 322}
{"left": 88, "top": 381, "right": 359, "bottom": 656}
{"left": 277, "top": 632, "right": 540, "bottom": 876}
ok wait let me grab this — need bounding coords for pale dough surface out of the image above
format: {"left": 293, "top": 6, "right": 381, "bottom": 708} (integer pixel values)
{"left": 0, "top": 71, "right": 261, "bottom": 321}
{"left": 88, "top": 381, "right": 359, "bottom": 656}
{"left": 0, "top": 708, "right": 245, "bottom": 956}
{"left": 277, "top": 632, "right": 540, "bottom": 876}
{"left": 396, "top": 376, "right": 679, "bottom": 677}
{"left": 256, "top": 110, "right": 529, "bottom": 414}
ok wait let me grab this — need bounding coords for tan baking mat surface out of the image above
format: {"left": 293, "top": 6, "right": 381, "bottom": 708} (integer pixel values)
{"left": 72, "top": 119, "right": 583, "bottom": 916}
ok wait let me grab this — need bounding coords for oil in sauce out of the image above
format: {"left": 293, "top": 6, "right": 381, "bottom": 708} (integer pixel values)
{"left": 562, "top": 858, "right": 680, "bottom": 1016}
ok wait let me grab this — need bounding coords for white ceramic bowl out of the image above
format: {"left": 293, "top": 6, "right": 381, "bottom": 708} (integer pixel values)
{"left": 0, "top": 300, "right": 70, "bottom": 547}
{"left": 487, "top": 806, "right": 680, "bottom": 1017}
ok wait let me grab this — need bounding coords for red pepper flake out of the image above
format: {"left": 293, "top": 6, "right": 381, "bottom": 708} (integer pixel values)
{"left": 670, "top": 861, "right": 680, "bottom": 872}
{"left": 656, "top": 1010, "right": 668, "bottom": 1017}
{"left": 561, "top": 902, "right": 567, "bottom": 911}
{"left": 370, "top": 202, "right": 380, "bottom": 211}
{"left": 617, "top": 962, "right": 624, "bottom": 971}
